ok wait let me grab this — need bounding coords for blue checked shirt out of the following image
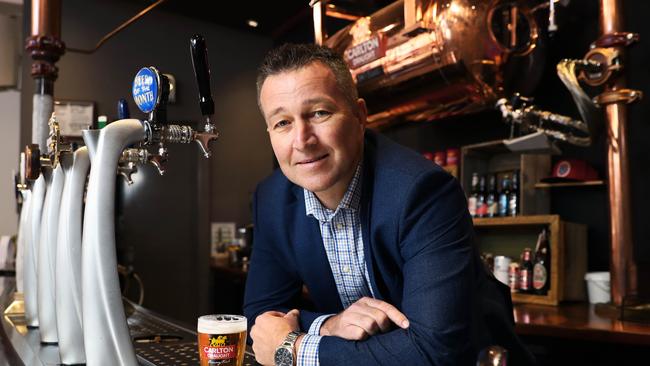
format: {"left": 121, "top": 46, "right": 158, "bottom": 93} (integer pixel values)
{"left": 297, "top": 163, "right": 375, "bottom": 366}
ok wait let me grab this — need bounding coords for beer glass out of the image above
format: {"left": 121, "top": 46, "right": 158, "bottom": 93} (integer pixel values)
{"left": 197, "top": 314, "right": 247, "bottom": 366}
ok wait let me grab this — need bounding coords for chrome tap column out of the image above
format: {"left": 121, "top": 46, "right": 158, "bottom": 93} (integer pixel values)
{"left": 82, "top": 34, "right": 219, "bottom": 365}
{"left": 82, "top": 119, "right": 146, "bottom": 366}
{"left": 23, "top": 170, "right": 46, "bottom": 328}
{"left": 55, "top": 146, "right": 90, "bottom": 364}
{"left": 36, "top": 155, "right": 68, "bottom": 344}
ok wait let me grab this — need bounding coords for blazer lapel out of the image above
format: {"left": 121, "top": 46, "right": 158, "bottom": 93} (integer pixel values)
{"left": 290, "top": 186, "right": 343, "bottom": 312}
{"left": 360, "top": 133, "right": 384, "bottom": 301}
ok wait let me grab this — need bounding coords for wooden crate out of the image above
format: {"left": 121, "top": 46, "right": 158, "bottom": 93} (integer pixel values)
{"left": 461, "top": 140, "right": 551, "bottom": 215}
{"left": 473, "top": 215, "right": 587, "bottom": 305}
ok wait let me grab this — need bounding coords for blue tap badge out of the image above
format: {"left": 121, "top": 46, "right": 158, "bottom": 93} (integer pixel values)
{"left": 132, "top": 67, "right": 160, "bottom": 114}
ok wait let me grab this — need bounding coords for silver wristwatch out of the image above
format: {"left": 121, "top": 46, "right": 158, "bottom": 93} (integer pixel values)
{"left": 274, "top": 331, "right": 301, "bottom": 366}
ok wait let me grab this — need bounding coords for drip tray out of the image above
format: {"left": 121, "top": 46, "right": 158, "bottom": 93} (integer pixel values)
{"left": 137, "top": 342, "right": 198, "bottom": 366}
{"left": 128, "top": 305, "right": 258, "bottom": 365}
{"left": 135, "top": 341, "right": 257, "bottom": 366}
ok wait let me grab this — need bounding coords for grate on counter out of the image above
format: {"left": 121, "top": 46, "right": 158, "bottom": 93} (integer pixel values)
{"left": 136, "top": 341, "right": 258, "bottom": 366}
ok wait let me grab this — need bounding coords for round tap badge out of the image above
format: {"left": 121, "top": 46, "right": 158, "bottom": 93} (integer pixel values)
{"left": 132, "top": 67, "right": 160, "bottom": 114}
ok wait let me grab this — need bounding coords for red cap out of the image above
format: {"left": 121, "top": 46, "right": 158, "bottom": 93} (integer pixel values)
{"left": 542, "top": 159, "right": 598, "bottom": 182}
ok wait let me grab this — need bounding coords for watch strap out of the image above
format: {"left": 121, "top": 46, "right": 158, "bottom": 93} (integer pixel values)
{"left": 282, "top": 331, "right": 300, "bottom": 348}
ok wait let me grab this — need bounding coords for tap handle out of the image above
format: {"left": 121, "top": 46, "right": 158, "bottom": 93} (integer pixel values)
{"left": 25, "top": 144, "right": 41, "bottom": 181}
{"left": 117, "top": 98, "right": 131, "bottom": 120}
{"left": 190, "top": 34, "right": 215, "bottom": 117}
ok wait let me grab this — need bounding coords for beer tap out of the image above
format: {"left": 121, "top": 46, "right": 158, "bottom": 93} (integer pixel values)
{"left": 19, "top": 113, "right": 72, "bottom": 331}
{"left": 190, "top": 34, "right": 219, "bottom": 157}
{"left": 82, "top": 34, "right": 221, "bottom": 366}
{"left": 130, "top": 62, "right": 218, "bottom": 175}
{"left": 33, "top": 113, "right": 74, "bottom": 344}
{"left": 55, "top": 143, "right": 90, "bottom": 365}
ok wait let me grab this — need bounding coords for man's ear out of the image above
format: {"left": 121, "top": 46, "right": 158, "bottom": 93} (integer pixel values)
{"left": 356, "top": 98, "right": 368, "bottom": 130}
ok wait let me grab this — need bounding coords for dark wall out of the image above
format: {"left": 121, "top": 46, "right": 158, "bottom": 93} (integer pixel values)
{"left": 20, "top": 0, "right": 273, "bottom": 323}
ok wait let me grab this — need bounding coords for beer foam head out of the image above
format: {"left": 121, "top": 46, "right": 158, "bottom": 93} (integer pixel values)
{"left": 198, "top": 314, "right": 247, "bottom": 334}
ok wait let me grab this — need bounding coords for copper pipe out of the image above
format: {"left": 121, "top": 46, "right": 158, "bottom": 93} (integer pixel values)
{"left": 311, "top": 0, "right": 327, "bottom": 45}
{"left": 67, "top": 0, "right": 166, "bottom": 54}
{"left": 27, "top": 0, "right": 65, "bottom": 149}
{"left": 599, "top": 0, "right": 637, "bottom": 306}
{"left": 31, "top": 0, "right": 60, "bottom": 37}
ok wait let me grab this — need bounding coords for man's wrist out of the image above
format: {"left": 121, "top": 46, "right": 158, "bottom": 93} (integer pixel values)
{"left": 309, "top": 314, "right": 335, "bottom": 336}
{"left": 320, "top": 315, "right": 336, "bottom": 336}
{"left": 274, "top": 330, "right": 301, "bottom": 366}
{"left": 295, "top": 333, "right": 304, "bottom": 354}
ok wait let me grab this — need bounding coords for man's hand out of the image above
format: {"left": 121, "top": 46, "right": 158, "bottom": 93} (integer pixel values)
{"left": 250, "top": 309, "right": 301, "bottom": 365}
{"left": 321, "top": 297, "right": 409, "bottom": 340}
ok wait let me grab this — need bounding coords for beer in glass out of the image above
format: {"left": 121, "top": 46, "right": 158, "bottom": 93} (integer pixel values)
{"left": 197, "top": 314, "right": 247, "bottom": 366}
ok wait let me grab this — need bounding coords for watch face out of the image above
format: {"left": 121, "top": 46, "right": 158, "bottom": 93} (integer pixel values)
{"left": 274, "top": 347, "right": 293, "bottom": 366}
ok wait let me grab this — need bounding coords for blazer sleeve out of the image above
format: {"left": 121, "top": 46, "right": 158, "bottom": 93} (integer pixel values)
{"left": 318, "top": 170, "right": 479, "bottom": 366}
{"left": 243, "top": 188, "right": 332, "bottom": 335}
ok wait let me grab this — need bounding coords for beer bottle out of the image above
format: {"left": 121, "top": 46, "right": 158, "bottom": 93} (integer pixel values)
{"left": 468, "top": 173, "right": 479, "bottom": 217}
{"left": 486, "top": 174, "right": 498, "bottom": 218}
{"left": 519, "top": 248, "right": 533, "bottom": 293}
{"left": 508, "top": 170, "right": 519, "bottom": 216}
{"left": 476, "top": 175, "right": 488, "bottom": 218}
{"left": 532, "top": 229, "right": 550, "bottom": 295}
{"left": 498, "top": 175, "right": 510, "bottom": 217}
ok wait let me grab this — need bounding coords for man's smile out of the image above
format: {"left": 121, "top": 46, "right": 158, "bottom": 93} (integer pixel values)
{"left": 296, "top": 154, "right": 329, "bottom": 166}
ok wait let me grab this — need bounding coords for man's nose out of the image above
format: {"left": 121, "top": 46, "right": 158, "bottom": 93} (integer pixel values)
{"left": 292, "top": 120, "right": 316, "bottom": 150}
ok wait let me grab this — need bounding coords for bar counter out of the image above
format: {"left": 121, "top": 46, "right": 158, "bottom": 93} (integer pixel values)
{"left": 0, "top": 280, "right": 259, "bottom": 366}
{"left": 514, "top": 302, "right": 650, "bottom": 345}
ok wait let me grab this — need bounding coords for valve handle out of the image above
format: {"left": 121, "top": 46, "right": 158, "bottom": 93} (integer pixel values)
{"left": 25, "top": 144, "right": 41, "bottom": 181}
{"left": 190, "top": 34, "right": 215, "bottom": 117}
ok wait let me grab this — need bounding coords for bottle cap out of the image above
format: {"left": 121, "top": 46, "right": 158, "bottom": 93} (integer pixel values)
{"left": 97, "top": 115, "right": 108, "bottom": 129}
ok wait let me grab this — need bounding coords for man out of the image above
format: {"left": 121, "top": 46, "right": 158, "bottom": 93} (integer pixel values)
{"left": 244, "top": 43, "right": 533, "bottom": 366}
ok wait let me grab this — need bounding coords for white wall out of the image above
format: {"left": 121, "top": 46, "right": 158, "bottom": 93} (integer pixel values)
{"left": 0, "top": 90, "right": 20, "bottom": 236}
{"left": 0, "top": 0, "right": 22, "bottom": 236}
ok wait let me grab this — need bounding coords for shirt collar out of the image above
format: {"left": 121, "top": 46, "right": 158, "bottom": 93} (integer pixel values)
{"left": 304, "top": 162, "right": 363, "bottom": 222}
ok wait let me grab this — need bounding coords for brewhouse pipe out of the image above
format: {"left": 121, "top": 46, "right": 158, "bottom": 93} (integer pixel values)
{"left": 599, "top": 0, "right": 637, "bottom": 306}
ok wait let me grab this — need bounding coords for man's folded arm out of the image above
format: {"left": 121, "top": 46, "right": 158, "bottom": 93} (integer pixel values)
{"left": 317, "top": 171, "right": 477, "bottom": 365}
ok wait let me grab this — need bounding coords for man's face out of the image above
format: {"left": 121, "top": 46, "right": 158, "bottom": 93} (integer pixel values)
{"left": 260, "top": 62, "right": 366, "bottom": 204}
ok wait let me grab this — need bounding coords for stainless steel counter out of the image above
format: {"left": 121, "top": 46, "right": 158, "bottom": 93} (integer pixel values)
{"left": 0, "top": 280, "right": 258, "bottom": 365}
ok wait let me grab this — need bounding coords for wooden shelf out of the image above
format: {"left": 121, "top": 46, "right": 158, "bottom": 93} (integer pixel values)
{"left": 473, "top": 214, "right": 559, "bottom": 227}
{"left": 534, "top": 180, "right": 605, "bottom": 189}
{"left": 473, "top": 214, "right": 587, "bottom": 306}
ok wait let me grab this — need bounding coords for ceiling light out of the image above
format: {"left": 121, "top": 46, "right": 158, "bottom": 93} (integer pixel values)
{"left": 247, "top": 19, "right": 259, "bottom": 28}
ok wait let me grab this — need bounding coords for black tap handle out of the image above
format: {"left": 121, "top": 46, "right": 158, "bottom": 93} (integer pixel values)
{"left": 190, "top": 34, "right": 215, "bottom": 117}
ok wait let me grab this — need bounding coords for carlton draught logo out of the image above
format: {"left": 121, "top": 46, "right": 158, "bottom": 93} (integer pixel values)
{"left": 203, "top": 334, "right": 237, "bottom": 361}
{"left": 344, "top": 35, "right": 386, "bottom": 69}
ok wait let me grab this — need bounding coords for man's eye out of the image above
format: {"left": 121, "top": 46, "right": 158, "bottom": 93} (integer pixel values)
{"left": 274, "top": 120, "right": 290, "bottom": 129}
{"left": 313, "top": 110, "right": 331, "bottom": 119}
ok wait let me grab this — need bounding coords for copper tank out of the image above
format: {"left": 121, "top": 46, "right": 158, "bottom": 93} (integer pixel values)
{"left": 322, "top": 0, "right": 544, "bottom": 127}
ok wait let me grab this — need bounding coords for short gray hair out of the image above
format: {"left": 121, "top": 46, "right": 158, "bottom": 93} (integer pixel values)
{"left": 256, "top": 43, "right": 358, "bottom": 111}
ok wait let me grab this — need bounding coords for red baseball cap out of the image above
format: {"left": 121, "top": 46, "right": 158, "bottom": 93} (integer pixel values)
{"left": 542, "top": 159, "right": 598, "bottom": 182}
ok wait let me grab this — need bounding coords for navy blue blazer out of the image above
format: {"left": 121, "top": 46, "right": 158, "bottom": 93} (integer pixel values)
{"left": 244, "top": 130, "right": 534, "bottom": 365}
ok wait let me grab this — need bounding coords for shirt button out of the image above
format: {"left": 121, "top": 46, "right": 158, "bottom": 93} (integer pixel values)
{"left": 343, "top": 266, "right": 350, "bottom": 273}
{"left": 336, "top": 223, "right": 344, "bottom": 229}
